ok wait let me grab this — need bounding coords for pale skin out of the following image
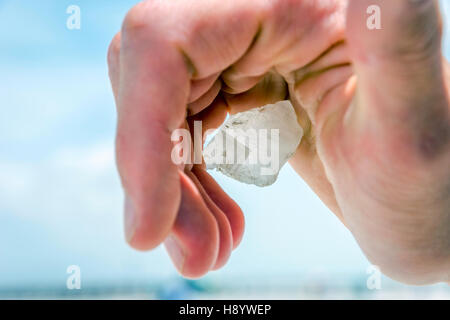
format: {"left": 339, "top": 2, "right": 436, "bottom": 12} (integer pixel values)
{"left": 107, "top": 0, "right": 450, "bottom": 284}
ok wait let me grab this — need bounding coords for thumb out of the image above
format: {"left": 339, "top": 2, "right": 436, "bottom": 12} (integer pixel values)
{"left": 346, "top": 0, "right": 449, "bottom": 157}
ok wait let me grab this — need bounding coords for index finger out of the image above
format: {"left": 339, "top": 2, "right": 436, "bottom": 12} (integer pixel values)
{"left": 116, "top": 6, "right": 190, "bottom": 250}
{"left": 114, "top": 0, "right": 260, "bottom": 250}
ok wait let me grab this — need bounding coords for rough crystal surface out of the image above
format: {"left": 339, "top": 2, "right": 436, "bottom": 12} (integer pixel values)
{"left": 203, "top": 100, "right": 303, "bottom": 187}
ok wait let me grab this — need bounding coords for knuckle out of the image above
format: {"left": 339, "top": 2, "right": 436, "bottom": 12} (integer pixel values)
{"left": 121, "top": 0, "right": 159, "bottom": 34}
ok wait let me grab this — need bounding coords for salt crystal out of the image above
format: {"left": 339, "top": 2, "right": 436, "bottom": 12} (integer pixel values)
{"left": 203, "top": 100, "right": 303, "bottom": 187}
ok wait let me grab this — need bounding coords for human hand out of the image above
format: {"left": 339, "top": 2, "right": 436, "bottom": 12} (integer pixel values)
{"left": 107, "top": 0, "right": 450, "bottom": 283}
{"left": 289, "top": 0, "right": 449, "bottom": 284}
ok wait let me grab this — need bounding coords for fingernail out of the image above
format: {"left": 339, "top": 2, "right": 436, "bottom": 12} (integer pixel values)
{"left": 165, "top": 235, "right": 186, "bottom": 273}
{"left": 124, "top": 195, "right": 137, "bottom": 243}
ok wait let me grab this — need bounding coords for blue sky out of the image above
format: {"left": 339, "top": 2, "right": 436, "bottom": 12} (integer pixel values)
{"left": 0, "top": 0, "right": 449, "bottom": 293}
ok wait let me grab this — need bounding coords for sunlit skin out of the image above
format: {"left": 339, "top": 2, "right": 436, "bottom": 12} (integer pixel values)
{"left": 107, "top": 0, "right": 450, "bottom": 284}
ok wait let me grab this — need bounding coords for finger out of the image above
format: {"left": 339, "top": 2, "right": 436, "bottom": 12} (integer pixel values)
{"left": 222, "top": 0, "right": 347, "bottom": 91}
{"left": 223, "top": 72, "right": 287, "bottom": 114}
{"left": 116, "top": 0, "right": 261, "bottom": 252}
{"left": 286, "top": 42, "right": 351, "bottom": 141}
{"left": 316, "top": 76, "right": 357, "bottom": 136}
{"left": 192, "top": 167, "right": 245, "bottom": 249}
{"left": 116, "top": 4, "right": 191, "bottom": 250}
{"left": 176, "top": 0, "right": 262, "bottom": 79}
{"left": 188, "top": 78, "right": 222, "bottom": 115}
{"left": 291, "top": 41, "right": 350, "bottom": 84}
{"left": 188, "top": 171, "right": 233, "bottom": 270}
{"left": 288, "top": 141, "right": 345, "bottom": 224}
{"left": 221, "top": 74, "right": 265, "bottom": 95}
{"left": 347, "top": 0, "right": 449, "bottom": 158}
{"left": 164, "top": 171, "right": 219, "bottom": 278}
{"left": 290, "top": 76, "right": 357, "bottom": 225}
{"left": 188, "top": 94, "right": 228, "bottom": 139}
{"left": 293, "top": 65, "right": 353, "bottom": 123}
{"left": 289, "top": 71, "right": 356, "bottom": 225}
{"left": 188, "top": 72, "right": 220, "bottom": 103}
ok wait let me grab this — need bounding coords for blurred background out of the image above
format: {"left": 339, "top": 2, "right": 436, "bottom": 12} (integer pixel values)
{"left": 0, "top": 0, "right": 449, "bottom": 299}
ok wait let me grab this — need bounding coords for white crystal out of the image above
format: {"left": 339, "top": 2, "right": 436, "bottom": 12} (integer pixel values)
{"left": 203, "top": 100, "right": 303, "bottom": 187}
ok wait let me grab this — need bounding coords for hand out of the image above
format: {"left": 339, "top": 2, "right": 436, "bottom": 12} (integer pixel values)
{"left": 290, "top": 0, "right": 450, "bottom": 284}
{"left": 107, "top": 0, "right": 450, "bottom": 283}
